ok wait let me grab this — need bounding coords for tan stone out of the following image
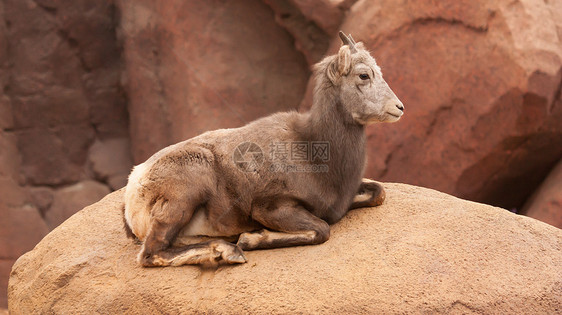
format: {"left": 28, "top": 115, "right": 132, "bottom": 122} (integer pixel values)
{"left": 9, "top": 184, "right": 562, "bottom": 314}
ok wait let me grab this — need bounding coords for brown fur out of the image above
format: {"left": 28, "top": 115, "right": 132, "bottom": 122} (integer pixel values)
{"left": 123, "top": 32, "right": 404, "bottom": 267}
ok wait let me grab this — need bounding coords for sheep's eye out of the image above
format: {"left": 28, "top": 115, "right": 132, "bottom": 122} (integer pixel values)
{"left": 359, "top": 74, "right": 370, "bottom": 80}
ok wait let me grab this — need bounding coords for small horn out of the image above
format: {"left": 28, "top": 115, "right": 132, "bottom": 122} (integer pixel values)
{"left": 338, "top": 31, "right": 357, "bottom": 53}
{"left": 348, "top": 34, "right": 357, "bottom": 45}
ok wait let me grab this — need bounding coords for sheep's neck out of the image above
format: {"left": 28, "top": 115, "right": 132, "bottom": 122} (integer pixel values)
{"left": 305, "top": 90, "right": 366, "bottom": 185}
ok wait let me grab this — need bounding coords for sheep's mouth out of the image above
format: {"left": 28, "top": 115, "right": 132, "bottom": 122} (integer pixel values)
{"left": 386, "top": 112, "right": 402, "bottom": 118}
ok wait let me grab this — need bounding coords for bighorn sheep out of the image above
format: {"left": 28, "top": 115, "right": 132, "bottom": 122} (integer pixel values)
{"left": 124, "top": 32, "right": 404, "bottom": 266}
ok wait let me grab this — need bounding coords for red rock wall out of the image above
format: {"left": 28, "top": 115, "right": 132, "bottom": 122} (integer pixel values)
{"left": 299, "top": 0, "right": 562, "bottom": 211}
{"left": 1, "top": 0, "right": 561, "bottom": 308}
{"left": 0, "top": 0, "right": 131, "bottom": 307}
{"left": 118, "top": 0, "right": 310, "bottom": 163}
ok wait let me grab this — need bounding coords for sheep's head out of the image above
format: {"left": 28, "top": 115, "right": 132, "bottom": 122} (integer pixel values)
{"left": 319, "top": 32, "right": 404, "bottom": 124}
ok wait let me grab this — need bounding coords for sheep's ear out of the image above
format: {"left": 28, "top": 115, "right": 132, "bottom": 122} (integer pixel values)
{"left": 337, "top": 45, "right": 352, "bottom": 76}
{"left": 326, "top": 31, "right": 356, "bottom": 82}
{"left": 326, "top": 46, "right": 352, "bottom": 84}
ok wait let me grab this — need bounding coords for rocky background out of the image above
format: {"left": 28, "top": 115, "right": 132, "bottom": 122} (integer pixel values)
{"left": 0, "top": 0, "right": 561, "bottom": 308}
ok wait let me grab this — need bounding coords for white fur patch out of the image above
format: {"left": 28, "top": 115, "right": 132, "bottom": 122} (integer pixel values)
{"left": 124, "top": 163, "right": 151, "bottom": 240}
{"left": 175, "top": 208, "right": 226, "bottom": 241}
{"left": 353, "top": 192, "right": 372, "bottom": 204}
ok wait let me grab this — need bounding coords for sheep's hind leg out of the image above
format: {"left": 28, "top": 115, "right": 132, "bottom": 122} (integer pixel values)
{"left": 148, "top": 239, "right": 246, "bottom": 266}
{"left": 139, "top": 196, "right": 246, "bottom": 267}
{"left": 349, "top": 178, "right": 386, "bottom": 210}
{"left": 237, "top": 200, "right": 330, "bottom": 250}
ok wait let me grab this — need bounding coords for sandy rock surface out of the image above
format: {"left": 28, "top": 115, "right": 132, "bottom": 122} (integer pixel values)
{"left": 9, "top": 183, "right": 562, "bottom": 314}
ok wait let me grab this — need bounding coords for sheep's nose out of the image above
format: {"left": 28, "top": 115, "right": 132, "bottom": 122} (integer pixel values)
{"left": 396, "top": 103, "right": 404, "bottom": 112}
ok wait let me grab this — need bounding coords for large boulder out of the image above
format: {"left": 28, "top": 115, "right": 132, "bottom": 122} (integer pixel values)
{"left": 301, "top": 0, "right": 562, "bottom": 211}
{"left": 118, "top": 0, "right": 310, "bottom": 163}
{"left": 8, "top": 184, "right": 562, "bottom": 313}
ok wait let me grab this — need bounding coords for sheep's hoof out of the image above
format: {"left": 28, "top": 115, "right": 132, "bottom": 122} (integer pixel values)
{"left": 138, "top": 252, "right": 166, "bottom": 267}
{"left": 213, "top": 240, "right": 247, "bottom": 264}
{"left": 361, "top": 179, "right": 385, "bottom": 206}
{"left": 225, "top": 252, "right": 247, "bottom": 264}
{"left": 237, "top": 230, "right": 265, "bottom": 251}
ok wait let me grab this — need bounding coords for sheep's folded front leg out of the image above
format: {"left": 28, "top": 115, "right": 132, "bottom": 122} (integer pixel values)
{"left": 237, "top": 199, "right": 330, "bottom": 250}
{"left": 349, "top": 178, "right": 386, "bottom": 210}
